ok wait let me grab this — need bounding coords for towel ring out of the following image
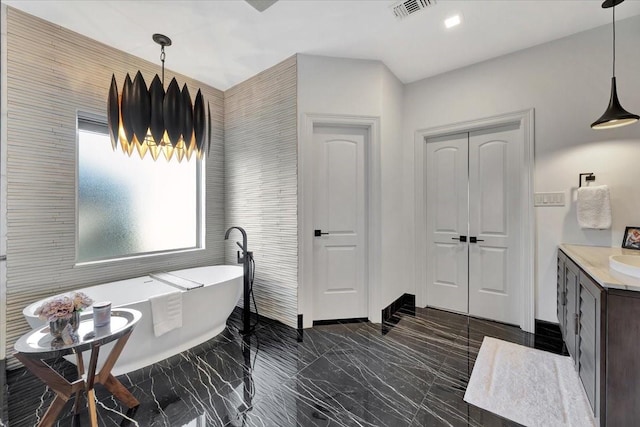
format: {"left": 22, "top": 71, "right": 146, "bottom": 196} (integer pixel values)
{"left": 579, "top": 173, "right": 596, "bottom": 188}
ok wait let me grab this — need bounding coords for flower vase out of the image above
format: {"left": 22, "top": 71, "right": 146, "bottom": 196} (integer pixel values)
{"left": 49, "top": 311, "right": 80, "bottom": 341}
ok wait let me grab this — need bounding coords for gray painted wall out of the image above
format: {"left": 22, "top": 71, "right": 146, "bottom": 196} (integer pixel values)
{"left": 380, "top": 65, "right": 407, "bottom": 308}
{"left": 2, "top": 7, "right": 225, "bottom": 367}
{"left": 402, "top": 15, "right": 640, "bottom": 323}
{"left": 224, "top": 56, "right": 298, "bottom": 328}
{"left": 297, "top": 54, "right": 406, "bottom": 322}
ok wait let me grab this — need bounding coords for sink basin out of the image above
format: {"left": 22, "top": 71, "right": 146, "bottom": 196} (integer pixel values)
{"left": 609, "top": 255, "right": 640, "bottom": 278}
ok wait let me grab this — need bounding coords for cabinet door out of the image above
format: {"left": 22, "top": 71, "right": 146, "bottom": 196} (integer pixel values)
{"left": 564, "top": 259, "right": 579, "bottom": 363}
{"left": 578, "top": 271, "right": 603, "bottom": 421}
{"left": 607, "top": 291, "right": 640, "bottom": 426}
{"left": 557, "top": 251, "right": 567, "bottom": 338}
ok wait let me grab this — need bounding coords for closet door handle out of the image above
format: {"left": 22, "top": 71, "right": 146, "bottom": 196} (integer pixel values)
{"left": 470, "top": 237, "right": 484, "bottom": 243}
{"left": 451, "top": 236, "right": 467, "bottom": 242}
{"left": 314, "top": 230, "right": 329, "bottom": 237}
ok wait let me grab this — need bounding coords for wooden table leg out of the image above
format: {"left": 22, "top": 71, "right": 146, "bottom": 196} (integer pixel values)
{"left": 102, "top": 374, "right": 139, "bottom": 408}
{"left": 87, "top": 388, "right": 98, "bottom": 427}
{"left": 97, "top": 330, "right": 132, "bottom": 379}
{"left": 85, "top": 343, "right": 100, "bottom": 426}
{"left": 14, "top": 353, "right": 81, "bottom": 398}
{"left": 39, "top": 394, "right": 67, "bottom": 427}
{"left": 74, "top": 351, "right": 85, "bottom": 414}
{"left": 95, "top": 331, "right": 139, "bottom": 408}
{"left": 14, "top": 353, "right": 85, "bottom": 427}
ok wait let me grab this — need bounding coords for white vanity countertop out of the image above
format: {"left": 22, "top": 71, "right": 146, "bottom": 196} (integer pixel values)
{"left": 560, "top": 244, "right": 640, "bottom": 292}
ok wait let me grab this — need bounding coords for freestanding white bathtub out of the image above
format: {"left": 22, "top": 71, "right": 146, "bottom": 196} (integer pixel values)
{"left": 23, "top": 265, "right": 243, "bottom": 376}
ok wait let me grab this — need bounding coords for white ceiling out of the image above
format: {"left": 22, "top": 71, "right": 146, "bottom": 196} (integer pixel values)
{"left": 4, "top": 0, "right": 640, "bottom": 90}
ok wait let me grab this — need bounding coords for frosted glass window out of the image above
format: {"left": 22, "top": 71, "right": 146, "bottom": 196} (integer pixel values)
{"left": 77, "top": 118, "right": 200, "bottom": 262}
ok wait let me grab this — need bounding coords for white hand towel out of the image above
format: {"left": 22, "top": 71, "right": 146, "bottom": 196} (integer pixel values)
{"left": 149, "top": 290, "right": 183, "bottom": 337}
{"left": 577, "top": 185, "right": 612, "bottom": 229}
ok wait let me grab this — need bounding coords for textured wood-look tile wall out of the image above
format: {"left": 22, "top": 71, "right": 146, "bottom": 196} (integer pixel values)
{"left": 224, "top": 56, "right": 298, "bottom": 328}
{"left": 4, "top": 8, "right": 225, "bottom": 368}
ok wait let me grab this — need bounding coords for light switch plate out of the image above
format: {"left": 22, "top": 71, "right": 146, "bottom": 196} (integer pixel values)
{"left": 534, "top": 192, "right": 565, "bottom": 207}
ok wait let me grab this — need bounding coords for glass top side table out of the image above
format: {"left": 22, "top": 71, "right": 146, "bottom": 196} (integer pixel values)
{"left": 14, "top": 308, "right": 142, "bottom": 427}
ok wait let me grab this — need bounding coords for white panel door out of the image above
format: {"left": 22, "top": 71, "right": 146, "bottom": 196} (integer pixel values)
{"left": 425, "top": 125, "right": 523, "bottom": 325}
{"left": 312, "top": 127, "right": 367, "bottom": 321}
{"left": 425, "top": 133, "right": 469, "bottom": 314}
{"left": 468, "top": 125, "right": 522, "bottom": 325}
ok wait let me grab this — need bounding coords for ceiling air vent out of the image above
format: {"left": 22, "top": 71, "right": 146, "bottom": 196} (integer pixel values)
{"left": 391, "top": 0, "right": 437, "bottom": 20}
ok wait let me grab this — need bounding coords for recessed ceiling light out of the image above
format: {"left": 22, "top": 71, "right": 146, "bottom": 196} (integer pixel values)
{"left": 445, "top": 14, "right": 461, "bottom": 29}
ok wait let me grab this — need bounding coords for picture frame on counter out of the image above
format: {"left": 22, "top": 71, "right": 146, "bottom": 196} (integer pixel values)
{"left": 622, "top": 226, "right": 640, "bottom": 250}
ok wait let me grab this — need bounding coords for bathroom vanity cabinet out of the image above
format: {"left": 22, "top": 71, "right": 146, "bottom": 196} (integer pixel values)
{"left": 558, "top": 245, "right": 640, "bottom": 427}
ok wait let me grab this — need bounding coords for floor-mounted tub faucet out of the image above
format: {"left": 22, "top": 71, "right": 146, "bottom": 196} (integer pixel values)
{"left": 225, "top": 226, "right": 248, "bottom": 262}
{"left": 225, "top": 226, "right": 254, "bottom": 335}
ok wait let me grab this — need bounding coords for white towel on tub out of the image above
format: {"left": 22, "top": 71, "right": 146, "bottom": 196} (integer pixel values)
{"left": 577, "top": 185, "right": 612, "bottom": 229}
{"left": 149, "top": 290, "right": 183, "bottom": 337}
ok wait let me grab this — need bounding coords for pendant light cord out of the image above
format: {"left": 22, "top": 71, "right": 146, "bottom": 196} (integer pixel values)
{"left": 612, "top": 4, "right": 616, "bottom": 77}
{"left": 160, "top": 45, "right": 166, "bottom": 86}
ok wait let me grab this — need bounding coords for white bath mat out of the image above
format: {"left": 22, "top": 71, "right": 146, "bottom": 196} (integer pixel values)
{"left": 464, "top": 337, "right": 596, "bottom": 427}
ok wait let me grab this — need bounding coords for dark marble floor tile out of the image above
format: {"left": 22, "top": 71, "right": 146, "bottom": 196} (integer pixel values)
{"left": 442, "top": 318, "right": 530, "bottom": 363}
{"left": 108, "top": 335, "right": 246, "bottom": 395}
{"left": 533, "top": 335, "right": 567, "bottom": 355}
{"left": 534, "top": 320, "right": 563, "bottom": 340}
{"left": 225, "top": 310, "right": 267, "bottom": 336}
{"left": 465, "top": 317, "right": 532, "bottom": 345}
{"left": 298, "top": 321, "right": 369, "bottom": 361}
{"left": 409, "top": 307, "right": 471, "bottom": 332}
{"left": 24, "top": 341, "right": 249, "bottom": 426}
{"left": 5, "top": 306, "right": 570, "bottom": 427}
{"left": 349, "top": 323, "right": 445, "bottom": 380}
{"left": 411, "top": 378, "right": 522, "bottom": 427}
{"left": 245, "top": 322, "right": 303, "bottom": 360}
{"left": 288, "top": 344, "right": 431, "bottom": 427}
{"left": 226, "top": 383, "right": 300, "bottom": 427}
{"left": 375, "top": 309, "right": 468, "bottom": 375}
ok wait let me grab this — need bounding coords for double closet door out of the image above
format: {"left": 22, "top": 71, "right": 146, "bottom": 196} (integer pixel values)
{"left": 425, "top": 124, "right": 523, "bottom": 325}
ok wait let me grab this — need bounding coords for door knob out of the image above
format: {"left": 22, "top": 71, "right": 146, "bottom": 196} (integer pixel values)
{"left": 451, "top": 236, "right": 467, "bottom": 242}
{"left": 470, "top": 237, "right": 485, "bottom": 243}
{"left": 314, "top": 230, "right": 329, "bottom": 237}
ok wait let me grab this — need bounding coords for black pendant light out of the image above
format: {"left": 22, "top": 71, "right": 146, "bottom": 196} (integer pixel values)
{"left": 591, "top": 0, "right": 639, "bottom": 130}
{"left": 107, "top": 34, "right": 211, "bottom": 161}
